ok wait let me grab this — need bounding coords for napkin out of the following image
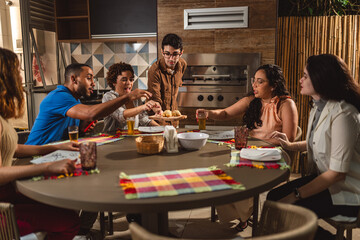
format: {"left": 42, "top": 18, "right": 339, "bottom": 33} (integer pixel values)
{"left": 163, "top": 125, "right": 178, "bottom": 153}
{"left": 240, "top": 148, "right": 281, "bottom": 161}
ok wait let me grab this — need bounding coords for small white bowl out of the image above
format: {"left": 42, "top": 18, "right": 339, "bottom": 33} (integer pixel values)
{"left": 177, "top": 132, "right": 209, "bottom": 150}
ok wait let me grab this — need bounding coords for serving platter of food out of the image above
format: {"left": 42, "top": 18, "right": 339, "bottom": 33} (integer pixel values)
{"left": 149, "top": 110, "right": 187, "bottom": 121}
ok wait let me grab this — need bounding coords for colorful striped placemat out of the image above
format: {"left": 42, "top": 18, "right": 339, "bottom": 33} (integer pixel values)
{"left": 119, "top": 166, "right": 244, "bottom": 199}
{"left": 228, "top": 148, "right": 289, "bottom": 170}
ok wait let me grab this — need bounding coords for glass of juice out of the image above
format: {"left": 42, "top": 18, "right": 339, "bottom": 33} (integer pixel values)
{"left": 197, "top": 112, "right": 206, "bottom": 130}
{"left": 68, "top": 125, "right": 79, "bottom": 142}
{"left": 79, "top": 141, "right": 97, "bottom": 170}
{"left": 126, "top": 117, "right": 135, "bottom": 135}
{"left": 234, "top": 126, "right": 249, "bottom": 150}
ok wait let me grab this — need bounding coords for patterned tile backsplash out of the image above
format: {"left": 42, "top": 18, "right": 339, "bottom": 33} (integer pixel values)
{"left": 69, "top": 41, "right": 157, "bottom": 90}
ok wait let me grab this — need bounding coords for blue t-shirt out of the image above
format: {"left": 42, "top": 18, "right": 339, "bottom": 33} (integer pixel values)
{"left": 26, "top": 85, "right": 81, "bottom": 145}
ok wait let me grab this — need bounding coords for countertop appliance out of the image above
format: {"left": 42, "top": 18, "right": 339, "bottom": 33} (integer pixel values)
{"left": 178, "top": 53, "right": 261, "bottom": 108}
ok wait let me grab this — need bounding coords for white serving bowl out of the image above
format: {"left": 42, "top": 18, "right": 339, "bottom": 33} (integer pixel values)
{"left": 177, "top": 132, "right": 209, "bottom": 150}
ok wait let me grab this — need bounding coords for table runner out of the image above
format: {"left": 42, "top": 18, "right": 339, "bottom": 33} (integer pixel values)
{"left": 119, "top": 166, "right": 244, "bottom": 199}
{"left": 228, "top": 148, "right": 289, "bottom": 170}
{"left": 32, "top": 165, "right": 100, "bottom": 181}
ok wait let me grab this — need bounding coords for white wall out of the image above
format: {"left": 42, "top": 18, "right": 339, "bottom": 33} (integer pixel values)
{"left": 0, "top": 0, "right": 13, "bottom": 49}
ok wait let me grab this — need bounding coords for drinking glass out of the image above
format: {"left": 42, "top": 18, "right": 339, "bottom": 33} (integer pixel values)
{"left": 79, "top": 142, "right": 97, "bottom": 171}
{"left": 68, "top": 126, "right": 79, "bottom": 142}
{"left": 126, "top": 117, "right": 135, "bottom": 135}
{"left": 197, "top": 112, "right": 206, "bottom": 130}
{"left": 234, "top": 126, "right": 249, "bottom": 150}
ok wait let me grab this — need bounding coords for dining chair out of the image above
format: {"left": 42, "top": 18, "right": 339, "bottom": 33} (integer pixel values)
{"left": 253, "top": 200, "right": 317, "bottom": 240}
{"left": 0, "top": 202, "right": 47, "bottom": 240}
{"left": 0, "top": 202, "right": 20, "bottom": 240}
{"left": 130, "top": 201, "right": 317, "bottom": 240}
{"left": 323, "top": 209, "right": 360, "bottom": 240}
{"left": 294, "top": 126, "right": 302, "bottom": 142}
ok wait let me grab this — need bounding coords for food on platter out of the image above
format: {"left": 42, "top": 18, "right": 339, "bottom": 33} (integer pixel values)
{"left": 163, "top": 110, "right": 172, "bottom": 117}
{"left": 172, "top": 110, "right": 181, "bottom": 117}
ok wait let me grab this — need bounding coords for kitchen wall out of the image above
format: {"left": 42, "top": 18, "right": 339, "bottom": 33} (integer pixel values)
{"left": 65, "top": 41, "right": 158, "bottom": 90}
{"left": 157, "top": 0, "right": 277, "bottom": 65}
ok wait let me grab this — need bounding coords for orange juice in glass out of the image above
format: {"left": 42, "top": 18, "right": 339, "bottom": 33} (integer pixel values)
{"left": 126, "top": 117, "right": 135, "bottom": 135}
{"left": 197, "top": 112, "right": 206, "bottom": 130}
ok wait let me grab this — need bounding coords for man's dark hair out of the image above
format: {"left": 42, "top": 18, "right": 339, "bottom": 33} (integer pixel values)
{"left": 65, "top": 63, "right": 91, "bottom": 83}
{"left": 161, "top": 33, "right": 183, "bottom": 51}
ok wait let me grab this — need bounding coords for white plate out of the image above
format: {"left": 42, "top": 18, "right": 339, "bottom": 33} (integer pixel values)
{"left": 138, "top": 126, "right": 165, "bottom": 133}
{"left": 201, "top": 130, "right": 234, "bottom": 140}
{"left": 240, "top": 148, "right": 282, "bottom": 161}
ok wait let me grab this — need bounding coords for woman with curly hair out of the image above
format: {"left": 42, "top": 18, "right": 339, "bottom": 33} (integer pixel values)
{"left": 196, "top": 64, "right": 298, "bottom": 230}
{"left": 0, "top": 47, "right": 80, "bottom": 239}
{"left": 102, "top": 62, "right": 161, "bottom": 133}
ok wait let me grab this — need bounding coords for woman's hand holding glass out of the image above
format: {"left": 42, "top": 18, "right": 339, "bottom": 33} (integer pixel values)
{"left": 196, "top": 109, "right": 209, "bottom": 119}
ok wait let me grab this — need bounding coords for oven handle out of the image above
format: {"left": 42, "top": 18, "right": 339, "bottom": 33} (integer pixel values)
{"left": 198, "top": 87, "right": 223, "bottom": 91}
{"left": 192, "top": 74, "right": 230, "bottom": 78}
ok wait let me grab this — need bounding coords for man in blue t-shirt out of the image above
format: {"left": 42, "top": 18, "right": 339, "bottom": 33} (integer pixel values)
{"left": 26, "top": 63, "right": 151, "bottom": 145}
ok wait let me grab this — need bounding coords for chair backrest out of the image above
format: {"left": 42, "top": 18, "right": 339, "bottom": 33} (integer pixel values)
{"left": 0, "top": 202, "right": 20, "bottom": 240}
{"left": 294, "top": 126, "right": 302, "bottom": 142}
{"left": 129, "top": 222, "right": 208, "bottom": 240}
{"left": 252, "top": 201, "right": 317, "bottom": 240}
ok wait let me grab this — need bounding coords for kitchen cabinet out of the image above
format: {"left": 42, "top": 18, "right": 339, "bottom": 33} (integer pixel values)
{"left": 55, "top": 0, "right": 90, "bottom": 41}
{"left": 90, "top": 0, "right": 157, "bottom": 39}
{"left": 55, "top": 0, "right": 157, "bottom": 42}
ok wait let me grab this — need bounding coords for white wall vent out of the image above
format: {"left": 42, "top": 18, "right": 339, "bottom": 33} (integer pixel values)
{"left": 184, "top": 6, "right": 248, "bottom": 30}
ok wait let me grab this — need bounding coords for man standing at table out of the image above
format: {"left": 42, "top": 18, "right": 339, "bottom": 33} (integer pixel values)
{"left": 147, "top": 33, "right": 187, "bottom": 111}
{"left": 26, "top": 63, "right": 151, "bottom": 145}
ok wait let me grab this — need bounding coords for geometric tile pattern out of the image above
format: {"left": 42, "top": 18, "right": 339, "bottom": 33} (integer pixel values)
{"left": 70, "top": 41, "right": 157, "bottom": 90}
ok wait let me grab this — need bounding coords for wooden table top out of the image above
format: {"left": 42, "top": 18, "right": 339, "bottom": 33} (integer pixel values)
{"left": 16, "top": 134, "right": 289, "bottom": 213}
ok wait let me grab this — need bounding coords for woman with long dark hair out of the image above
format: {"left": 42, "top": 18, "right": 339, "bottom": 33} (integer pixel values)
{"left": 269, "top": 54, "right": 360, "bottom": 239}
{"left": 0, "top": 48, "right": 80, "bottom": 239}
{"left": 196, "top": 64, "right": 298, "bottom": 230}
{"left": 197, "top": 64, "right": 298, "bottom": 145}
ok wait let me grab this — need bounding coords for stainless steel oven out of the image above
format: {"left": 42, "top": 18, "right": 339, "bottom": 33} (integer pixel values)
{"left": 178, "top": 53, "right": 261, "bottom": 108}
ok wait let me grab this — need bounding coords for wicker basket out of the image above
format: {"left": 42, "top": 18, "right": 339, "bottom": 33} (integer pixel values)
{"left": 135, "top": 136, "right": 164, "bottom": 154}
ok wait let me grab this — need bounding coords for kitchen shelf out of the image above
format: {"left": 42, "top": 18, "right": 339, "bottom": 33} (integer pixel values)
{"left": 57, "top": 16, "right": 88, "bottom": 20}
{"left": 55, "top": 0, "right": 90, "bottom": 41}
{"left": 56, "top": 18, "right": 89, "bottom": 41}
{"left": 55, "top": 0, "right": 88, "bottom": 17}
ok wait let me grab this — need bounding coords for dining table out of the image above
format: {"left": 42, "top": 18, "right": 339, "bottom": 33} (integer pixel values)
{"left": 15, "top": 129, "right": 290, "bottom": 236}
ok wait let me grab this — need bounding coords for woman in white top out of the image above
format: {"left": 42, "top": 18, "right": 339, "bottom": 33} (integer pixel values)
{"left": 269, "top": 54, "right": 360, "bottom": 239}
{"left": 102, "top": 62, "right": 160, "bottom": 133}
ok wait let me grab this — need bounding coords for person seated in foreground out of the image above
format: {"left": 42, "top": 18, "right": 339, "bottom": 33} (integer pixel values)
{"left": 269, "top": 54, "right": 360, "bottom": 240}
{"left": 0, "top": 47, "right": 80, "bottom": 240}
{"left": 26, "top": 63, "right": 151, "bottom": 145}
{"left": 196, "top": 64, "right": 299, "bottom": 231}
{"left": 25, "top": 63, "right": 151, "bottom": 236}
{"left": 102, "top": 62, "right": 161, "bottom": 133}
